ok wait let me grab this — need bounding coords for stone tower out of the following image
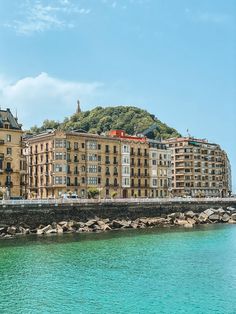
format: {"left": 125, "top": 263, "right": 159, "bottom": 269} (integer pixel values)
{"left": 76, "top": 100, "right": 81, "bottom": 114}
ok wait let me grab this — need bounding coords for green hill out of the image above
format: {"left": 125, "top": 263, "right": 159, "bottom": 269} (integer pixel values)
{"left": 30, "top": 106, "right": 181, "bottom": 140}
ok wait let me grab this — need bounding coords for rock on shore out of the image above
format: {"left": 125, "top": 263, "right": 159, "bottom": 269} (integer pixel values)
{"left": 0, "top": 207, "right": 236, "bottom": 239}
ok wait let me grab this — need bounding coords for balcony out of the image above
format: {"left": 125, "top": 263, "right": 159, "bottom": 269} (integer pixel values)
{"left": 113, "top": 172, "right": 118, "bottom": 176}
{"left": 5, "top": 167, "right": 13, "bottom": 173}
{"left": 0, "top": 140, "right": 4, "bottom": 145}
{"left": 105, "top": 172, "right": 111, "bottom": 176}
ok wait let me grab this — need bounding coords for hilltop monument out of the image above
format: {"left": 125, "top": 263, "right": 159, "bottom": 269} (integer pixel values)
{"left": 76, "top": 100, "right": 81, "bottom": 114}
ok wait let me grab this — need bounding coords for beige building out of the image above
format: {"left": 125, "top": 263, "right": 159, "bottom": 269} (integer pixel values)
{"left": 164, "top": 137, "right": 231, "bottom": 197}
{"left": 148, "top": 140, "right": 172, "bottom": 198}
{"left": 25, "top": 130, "right": 122, "bottom": 199}
{"left": 25, "top": 129, "right": 172, "bottom": 199}
{"left": 25, "top": 131, "right": 231, "bottom": 199}
{"left": 0, "top": 108, "right": 26, "bottom": 198}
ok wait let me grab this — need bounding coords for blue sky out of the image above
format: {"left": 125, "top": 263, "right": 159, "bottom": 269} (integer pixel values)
{"left": 0, "top": 0, "right": 235, "bottom": 191}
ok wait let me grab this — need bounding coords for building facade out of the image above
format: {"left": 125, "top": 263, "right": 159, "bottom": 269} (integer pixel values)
{"left": 25, "top": 130, "right": 122, "bottom": 199}
{"left": 25, "top": 130, "right": 232, "bottom": 199}
{"left": 109, "top": 130, "right": 150, "bottom": 198}
{"left": 164, "top": 137, "right": 231, "bottom": 197}
{"left": 25, "top": 129, "right": 173, "bottom": 199}
{"left": 0, "top": 109, "right": 26, "bottom": 198}
{"left": 148, "top": 140, "right": 172, "bottom": 198}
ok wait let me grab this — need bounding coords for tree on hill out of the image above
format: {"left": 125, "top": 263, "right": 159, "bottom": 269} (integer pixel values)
{"left": 29, "top": 106, "right": 181, "bottom": 139}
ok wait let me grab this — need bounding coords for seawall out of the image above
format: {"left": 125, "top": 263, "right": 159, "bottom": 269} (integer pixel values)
{"left": 0, "top": 198, "right": 236, "bottom": 228}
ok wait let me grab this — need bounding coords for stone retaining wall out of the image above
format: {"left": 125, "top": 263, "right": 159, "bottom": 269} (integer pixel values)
{"left": 0, "top": 200, "right": 236, "bottom": 228}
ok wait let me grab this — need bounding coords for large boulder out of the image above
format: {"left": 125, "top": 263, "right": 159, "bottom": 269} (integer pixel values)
{"left": 221, "top": 213, "right": 230, "bottom": 222}
{"left": 18, "top": 226, "right": 30, "bottom": 234}
{"left": 41, "top": 225, "right": 52, "bottom": 234}
{"left": 111, "top": 220, "right": 130, "bottom": 228}
{"left": 67, "top": 220, "right": 79, "bottom": 229}
{"left": 203, "top": 208, "right": 215, "bottom": 218}
{"left": 184, "top": 223, "right": 193, "bottom": 228}
{"left": 187, "top": 218, "right": 197, "bottom": 225}
{"left": 57, "top": 224, "right": 64, "bottom": 234}
{"left": 101, "top": 224, "right": 111, "bottom": 231}
{"left": 185, "top": 211, "right": 196, "bottom": 218}
{"left": 51, "top": 222, "right": 57, "bottom": 229}
{"left": 168, "top": 213, "right": 179, "bottom": 219}
{"left": 228, "top": 219, "right": 236, "bottom": 224}
{"left": 209, "top": 214, "right": 220, "bottom": 221}
{"left": 198, "top": 212, "right": 208, "bottom": 223}
{"left": 78, "top": 226, "right": 92, "bottom": 232}
{"left": 231, "top": 213, "right": 236, "bottom": 221}
{"left": 130, "top": 222, "right": 139, "bottom": 229}
{"left": 46, "top": 229, "right": 57, "bottom": 234}
{"left": 215, "top": 208, "right": 225, "bottom": 215}
{"left": 85, "top": 220, "right": 97, "bottom": 227}
{"left": 7, "top": 226, "right": 17, "bottom": 235}
{"left": 227, "top": 207, "right": 236, "bottom": 214}
{"left": 58, "top": 221, "right": 68, "bottom": 226}
{"left": 175, "top": 219, "right": 189, "bottom": 226}
{"left": 0, "top": 227, "right": 7, "bottom": 234}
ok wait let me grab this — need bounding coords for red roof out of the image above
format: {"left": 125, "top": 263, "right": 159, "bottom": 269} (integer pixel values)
{"left": 109, "top": 130, "right": 147, "bottom": 143}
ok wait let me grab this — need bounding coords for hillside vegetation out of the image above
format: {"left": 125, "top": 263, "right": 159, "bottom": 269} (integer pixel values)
{"left": 30, "top": 106, "right": 180, "bottom": 140}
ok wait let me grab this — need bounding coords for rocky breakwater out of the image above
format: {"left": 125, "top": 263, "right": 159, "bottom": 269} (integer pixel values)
{"left": 0, "top": 206, "right": 236, "bottom": 239}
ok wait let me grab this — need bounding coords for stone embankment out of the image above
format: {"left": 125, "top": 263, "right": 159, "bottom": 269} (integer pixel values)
{"left": 1, "top": 206, "right": 236, "bottom": 239}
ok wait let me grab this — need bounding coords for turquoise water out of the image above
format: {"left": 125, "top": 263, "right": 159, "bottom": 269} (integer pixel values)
{"left": 0, "top": 225, "right": 236, "bottom": 314}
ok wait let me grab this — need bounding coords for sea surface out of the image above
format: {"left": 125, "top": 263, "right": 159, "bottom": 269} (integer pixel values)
{"left": 0, "top": 225, "right": 236, "bottom": 314}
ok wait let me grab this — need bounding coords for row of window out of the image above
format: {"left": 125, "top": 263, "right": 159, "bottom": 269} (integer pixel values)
{"left": 53, "top": 176, "right": 119, "bottom": 186}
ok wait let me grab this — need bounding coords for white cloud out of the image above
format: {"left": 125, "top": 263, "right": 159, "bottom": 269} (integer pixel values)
{"left": 0, "top": 73, "right": 103, "bottom": 128}
{"left": 4, "top": 0, "right": 91, "bottom": 35}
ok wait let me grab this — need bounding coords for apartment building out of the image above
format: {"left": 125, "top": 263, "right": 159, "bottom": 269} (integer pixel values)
{"left": 0, "top": 108, "right": 26, "bottom": 198}
{"left": 148, "top": 140, "right": 172, "bottom": 198}
{"left": 164, "top": 137, "right": 231, "bottom": 197}
{"left": 26, "top": 129, "right": 159, "bottom": 199}
{"left": 109, "top": 130, "right": 150, "bottom": 198}
{"left": 25, "top": 130, "right": 122, "bottom": 199}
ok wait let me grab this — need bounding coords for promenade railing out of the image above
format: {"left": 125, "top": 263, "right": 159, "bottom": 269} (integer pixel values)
{"left": 0, "top": 197, "right": 235, "bottom": 207}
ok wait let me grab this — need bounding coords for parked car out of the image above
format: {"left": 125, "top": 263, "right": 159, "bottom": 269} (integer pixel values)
{"left": 62, "top": 193, "right": 80, "bottom": 199}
